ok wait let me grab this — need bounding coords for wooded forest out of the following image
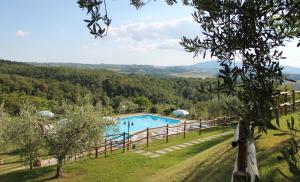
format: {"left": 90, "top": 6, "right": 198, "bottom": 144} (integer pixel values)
{"left": 0, "top": 59, "right": 238, "bottom": 118}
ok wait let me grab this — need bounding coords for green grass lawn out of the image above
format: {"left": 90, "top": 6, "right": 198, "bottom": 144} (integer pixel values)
{"left": 0, "top": 113, "right": 299, "bottom": 182}
{"left": 0, "top": 125, "right": 233, "bottom": 182}
{"left": 0, "top": 147, "right": 23, "bottom": 175}
{"left": 0, "top": 147, "right": 52, "bottom": 176}
{"left": 148, "top": 112, "right": 300, "bottom": 182}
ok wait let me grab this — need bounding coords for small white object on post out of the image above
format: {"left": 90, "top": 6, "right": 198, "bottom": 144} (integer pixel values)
{"left": 232, "top": 122, "right": 239, "bottom": 148}
{"left": 231, "top": 123, "right": 259, "bottom": 182}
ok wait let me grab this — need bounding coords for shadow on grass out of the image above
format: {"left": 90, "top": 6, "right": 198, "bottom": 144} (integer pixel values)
{"left": 0, "top": 148, "right": 22, "bottom": 156}
{"left": 180, "top": 140, "right": 235, "bottom": 182}
{"left": 256, "top": 138, "right": 295, "bottom": 182}
{"left": 137, "top": 126, "right": 233, "bottom": 151}
{"left": 152, "top": 135, "right": 236, "bottom": 182}
{"left": 0, "top": 165, "right": 56, "bottom": 182}
{"left": 1, "top": 160, "right": 23, "bottom": 166}
{"left": 180, "top": 136, "right": 294, "bottom": 182}
{"left": 182, "top": 135, "right": 233, "bottom": 157}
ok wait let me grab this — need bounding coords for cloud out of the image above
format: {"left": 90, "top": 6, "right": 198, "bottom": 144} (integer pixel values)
{"left": 139, "top": 16, "right": 156, "bottom": 21}
{"left": 81, "top": 44, "right": 89, "bottom": 50}
{"left": 107, "top": 17, "right": 199, "bottom": 52}
{"left": 16, "top": 30, "right": 30, "bottom": 38}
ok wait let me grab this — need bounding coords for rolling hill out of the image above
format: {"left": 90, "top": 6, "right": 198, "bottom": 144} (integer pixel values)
{"left": 32, "top": 60, "right": 300, "bottom": 79}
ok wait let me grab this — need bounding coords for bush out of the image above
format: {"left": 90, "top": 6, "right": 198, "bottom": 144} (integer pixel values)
{"left": 162, "top": 105, "right": 176, "bottom": 115}
{"left": 150, "top": 106, "right": 158, "bottom": 113}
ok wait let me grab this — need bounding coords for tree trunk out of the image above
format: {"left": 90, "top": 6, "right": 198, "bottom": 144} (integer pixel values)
{"left": 233, "top": 120, "right": 251, "bottom": 181}
{"left": 55, "top": 159, "right": 63, "bottom": 178}
{"left": 238, "top": 120, "right": 247, "bottom": 172}
{"left": 29, "top": 160, "right": 33, "bottom": 171}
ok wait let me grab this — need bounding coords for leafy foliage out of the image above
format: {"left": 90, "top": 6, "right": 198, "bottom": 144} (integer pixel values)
{"left": 0, "top": 99, "right": 110, "bottom": 177}
{"left": 40, "top": 103, "right": 109, "bottom": 177}
{"left": 277, "top": 116, "right": 300, "bottom": 181}
{"left": 78, "top": 0, "right": 190, "bottom": 37}
{"left": 78, "top": 0, "right": 111, "bottom": 38}
{"left": 180, "top": 0, "right": 300, "bottom": 142}
{"left": 0, "top": 102, "right": 43, "bottom": 170}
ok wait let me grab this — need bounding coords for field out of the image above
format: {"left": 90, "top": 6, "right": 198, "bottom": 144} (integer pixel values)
{"left": 0, "top": 112, "right": 299, "bottom": 182}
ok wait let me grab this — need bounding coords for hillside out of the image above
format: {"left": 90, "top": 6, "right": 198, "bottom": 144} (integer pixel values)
{"left": 0, "top": 59, "right": 233, "bottom": 118}
{"left": 32, "top": 60, "right": 300, "bottom": 79}
{"left": 32, "top": 62, "right": 217, "bottom": 78}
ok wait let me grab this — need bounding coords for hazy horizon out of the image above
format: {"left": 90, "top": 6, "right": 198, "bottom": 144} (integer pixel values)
{"left": 3, "top": 59, "right": 300, "bottom": 69}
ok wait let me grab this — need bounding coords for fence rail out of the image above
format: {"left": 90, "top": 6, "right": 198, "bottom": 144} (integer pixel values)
{"left": 272, "top": 89, "right": 300, "bottom": 116}
{"left": 90, "top": 115, "right": 238, "bottom": 158}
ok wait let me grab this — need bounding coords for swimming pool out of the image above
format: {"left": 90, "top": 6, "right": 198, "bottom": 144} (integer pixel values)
{"left": 107, "top": 114, "right": 181, "bottom": 134}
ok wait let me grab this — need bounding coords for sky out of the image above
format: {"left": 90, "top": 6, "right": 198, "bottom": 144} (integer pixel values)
{"left": 0, "top": 0, "right": 300, "bottom": 67}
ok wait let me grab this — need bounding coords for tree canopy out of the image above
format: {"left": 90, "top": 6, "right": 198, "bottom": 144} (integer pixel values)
{"left": 0, "top": 59, "right": 234, "bottom": 119}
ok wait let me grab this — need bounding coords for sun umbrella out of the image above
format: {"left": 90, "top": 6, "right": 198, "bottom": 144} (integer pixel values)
{"left": 37, "top": 110, "right": 54, "bottom": 119}
{"left": 172, "top": 109, "right": 189, "bottom": 117}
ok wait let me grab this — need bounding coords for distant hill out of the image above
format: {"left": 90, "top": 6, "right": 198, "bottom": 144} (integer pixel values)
{"left": 32, "top": 60, "right": 300, "bottom": 79}
{"left": 30, "top": 60, "right": 226, "bottom": 78}
{"left": 283, "top": 65, "right": 300, "bottom": 74}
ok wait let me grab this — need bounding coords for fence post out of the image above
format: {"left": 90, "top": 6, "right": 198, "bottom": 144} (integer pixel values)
{"left": 199, "top": 119, "right": 202, "bottom": 135}
{"left": 146, "top": 128, "right": 149, "bottom": 147}
{"left": 95, "top": 147, "right": 98, "bottom": 158}
{"left": 292, "top": 90, "right": 296, "bottom": 113}
{"left": 104, "top": 138, "right": 107, "bottom": 157}
{"left": 110, "top": 140, "right": 113, "bottom": 154}
{"left": 183, "top": 121, "right": 186, "bottom": 139}
{"left": 123, "top": 132, "right": 126, "bottom": 153}
{"left": 166, "top": 124, "right": 169, "bottom": 143}
{"left": 127, "top": 132, "right": 130, "bottom": 151}
{"left": 285, "top": 90, "right": 288, "bottom": 115}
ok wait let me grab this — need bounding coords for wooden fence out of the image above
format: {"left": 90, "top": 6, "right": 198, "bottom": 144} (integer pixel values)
{"left": 92, "top": 115, "right": 238, "bottom": 158}
{"left": 272, "top": 89, "right": 300, "bottom": 117}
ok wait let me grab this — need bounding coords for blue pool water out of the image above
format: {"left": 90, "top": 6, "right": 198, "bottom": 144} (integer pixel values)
{"left": 107, "top": 114, "right": 181, "bottom": 135}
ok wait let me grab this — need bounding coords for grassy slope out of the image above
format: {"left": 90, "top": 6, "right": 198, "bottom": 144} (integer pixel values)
{"left": 0, "top": 112, "right": 298, "bottom": 182}
{"left": 148, "top": 113, "right": 299, "bottom": 182}
{"left": 0, "top": 126, "right": 233, "bottom": 182}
